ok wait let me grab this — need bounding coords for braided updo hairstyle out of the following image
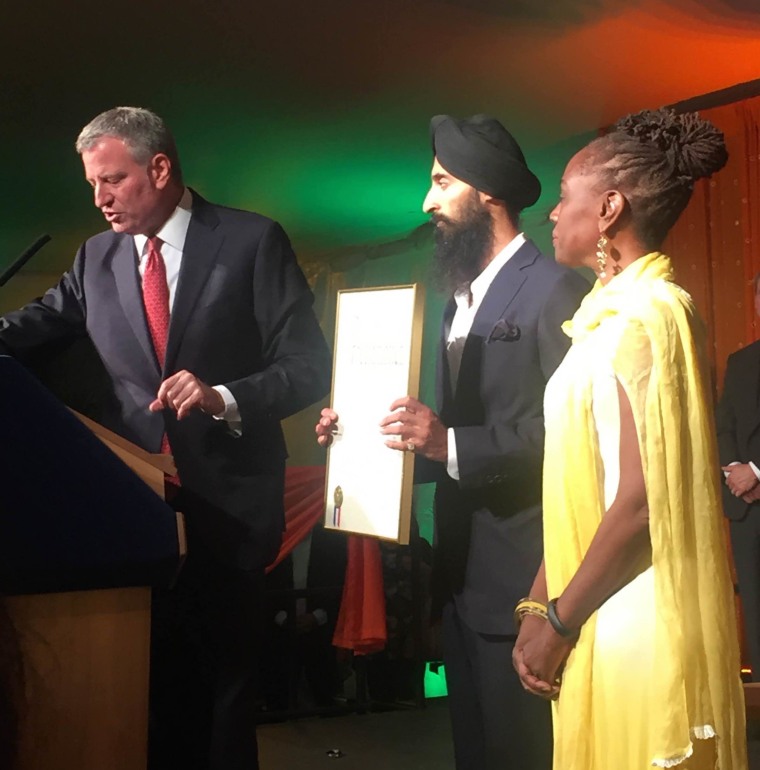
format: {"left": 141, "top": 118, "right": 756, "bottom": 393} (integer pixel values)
{"left": 583, "top": 108, "right": 728, "bottom": 248}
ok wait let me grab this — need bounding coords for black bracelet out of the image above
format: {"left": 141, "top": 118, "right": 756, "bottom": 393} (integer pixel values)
{"left": 547, "top": 598, "right": 578, "bottom": 638}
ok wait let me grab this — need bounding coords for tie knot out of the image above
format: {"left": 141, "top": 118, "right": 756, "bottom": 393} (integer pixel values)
{"left": 148, "top": 236, "right": 162, "bottom": 255}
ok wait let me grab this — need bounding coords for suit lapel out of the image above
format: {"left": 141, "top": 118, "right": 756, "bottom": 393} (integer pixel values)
{"left": 469, "top": 240, "right": 539, "bottom": 340}
{"left": 455, "top": 240, "right": 539, "bottom": 397}
{"left": 165, "top": 194, "right": 224, "bottom": 372}
{"left": 112, "top": 235, "right": 161, "bottom": 375}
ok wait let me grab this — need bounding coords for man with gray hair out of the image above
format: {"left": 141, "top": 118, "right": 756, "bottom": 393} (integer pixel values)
{"left": 0, "top": 106, "right": 331, "bottom": 770}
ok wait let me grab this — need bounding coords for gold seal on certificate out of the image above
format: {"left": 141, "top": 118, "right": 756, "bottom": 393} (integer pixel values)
{"left": 324, "top": 284, "right": 424, "bottom": 544}
{"left": 332, "top": 485, "right": 344, "bottom": 527}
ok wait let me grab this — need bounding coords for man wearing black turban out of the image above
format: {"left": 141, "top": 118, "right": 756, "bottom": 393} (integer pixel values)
{"left": 318, "top": 115, "right": 589, "bottom": 769}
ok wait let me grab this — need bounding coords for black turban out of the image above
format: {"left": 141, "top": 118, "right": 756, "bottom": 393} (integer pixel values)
{"left": 430, "top": 114, "right": 541, "bottom": 211}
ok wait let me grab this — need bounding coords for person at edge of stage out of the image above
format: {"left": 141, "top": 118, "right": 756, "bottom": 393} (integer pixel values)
{"left": 316, "top": 113, "right": 590, "bottom": 769}
{"left": 513, "top": 108, "right": 748, "bottom": 770}
{"left": 717, "top": 270, "right": 760, "bottom": 683}
{"left": 0, "top": 106, "right": 331, "bottom": 770}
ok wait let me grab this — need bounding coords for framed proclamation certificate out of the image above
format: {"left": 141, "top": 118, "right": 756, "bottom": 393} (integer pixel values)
{"left": 324, "top": 284, "right": 425, "bottom": 544}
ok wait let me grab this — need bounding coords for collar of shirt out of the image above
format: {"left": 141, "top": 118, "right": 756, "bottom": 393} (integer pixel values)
{"left": 133, "top": 187, "right": 193, "bottom": 259}
{"left": 133, "top": 188, "right": 193, "bottom": 310}
{"left": 453, "top": 232, "right": 527, "bottom": 312}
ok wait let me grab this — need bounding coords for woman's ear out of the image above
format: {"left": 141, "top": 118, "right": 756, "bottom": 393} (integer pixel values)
{"left": 600, "top": 190, "right": 625, "bottom": 228}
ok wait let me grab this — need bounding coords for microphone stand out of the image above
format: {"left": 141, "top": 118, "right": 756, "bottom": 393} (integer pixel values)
{"left": 0, "top": 235, "right": 52, "bottom": 287}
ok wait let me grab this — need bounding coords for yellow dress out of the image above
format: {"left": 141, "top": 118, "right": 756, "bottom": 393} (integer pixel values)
{"left": 543, "top": 253, "right": 747, "bottom": 769}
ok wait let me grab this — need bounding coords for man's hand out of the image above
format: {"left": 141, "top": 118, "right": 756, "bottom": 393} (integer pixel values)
{"left": 149, "top": 370, "right": 225, "bottom": 420}
{"left": 379, "top": 396, "right": 448, "bottom": 463}
{"left": 723, "top": 463, "right": 759, "bottom": 497}
{"left": 743, "top": 486, "right": 760, "bottom": 504}
{"left": 315, "top": 407, "right": 339, "bottom": 447}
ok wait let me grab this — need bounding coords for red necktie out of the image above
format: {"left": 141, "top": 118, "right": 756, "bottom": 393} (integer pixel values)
{"left": 143, "top": 236, "right": 170, "bottom": 368}
{"left": 142, "top": 237, "right": 179, "bottom": 484}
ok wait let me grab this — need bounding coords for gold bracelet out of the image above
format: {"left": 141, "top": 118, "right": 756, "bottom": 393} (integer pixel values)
{"left": 514, "top": 597, "right": 548, "bottom": 629}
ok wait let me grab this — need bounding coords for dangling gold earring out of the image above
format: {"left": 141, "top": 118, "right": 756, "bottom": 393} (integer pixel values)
{"left": 596, "top": 234, "right": 608, "bottom": 278}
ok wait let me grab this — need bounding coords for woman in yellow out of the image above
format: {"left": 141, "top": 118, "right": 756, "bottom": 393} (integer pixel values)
{"left": 513, "top": 108, "right": 747, "bottom": 769}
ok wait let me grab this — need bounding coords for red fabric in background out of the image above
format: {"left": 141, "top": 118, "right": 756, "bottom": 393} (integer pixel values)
{"left": 266, "top": 466, "right": 387, "bottom": 654}
{"left": 266, "top": 465, "right": 326, "bottom": 572}
{"left": 332, "top": 535, "right": 387, "bottom": 655}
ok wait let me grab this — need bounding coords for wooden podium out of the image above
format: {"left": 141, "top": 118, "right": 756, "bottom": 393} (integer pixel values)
{"left": 0, "top": 357, "right": 184, "bottom": 770}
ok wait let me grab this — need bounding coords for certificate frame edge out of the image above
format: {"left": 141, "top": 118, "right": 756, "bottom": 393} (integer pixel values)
{"left": 397, "top": 282, "right": 425, "bottom": 545}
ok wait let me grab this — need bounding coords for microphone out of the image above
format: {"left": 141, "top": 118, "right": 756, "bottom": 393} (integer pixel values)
{"left": 0, "top": 234, "right": 52, "bottom": 287}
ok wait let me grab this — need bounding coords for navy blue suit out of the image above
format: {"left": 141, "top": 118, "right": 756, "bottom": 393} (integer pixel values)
{"left": 432, "top": 239, "right": 589, "bottom": 769}
{"left": 717, "top": 339, "right": 760, "bottom": 679}
{"left": 0, "top": 191, "right": 331, "bottom": 770}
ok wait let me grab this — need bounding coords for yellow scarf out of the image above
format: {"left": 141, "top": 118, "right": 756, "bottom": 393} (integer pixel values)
{"left": 544, "top": 253, "right": 746, "bottom": 768}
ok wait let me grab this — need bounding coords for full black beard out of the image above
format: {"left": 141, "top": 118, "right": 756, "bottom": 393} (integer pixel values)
{"left": 430, "top": 195, "right": 495, "bottom": 295}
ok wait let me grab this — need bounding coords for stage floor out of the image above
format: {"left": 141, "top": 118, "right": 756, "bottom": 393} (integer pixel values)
{"left": 259, "top": 698, "right": 760, "bottom": 769}
{"left": 259, "top": 699, "right": 455, "bottom": 770}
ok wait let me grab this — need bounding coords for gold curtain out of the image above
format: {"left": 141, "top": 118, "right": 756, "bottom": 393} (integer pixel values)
{"left": 665, "top": 95, "right": 760, "bottom": 394}
{"left": 665, "top": 94, "right": 760, "bottom": 669}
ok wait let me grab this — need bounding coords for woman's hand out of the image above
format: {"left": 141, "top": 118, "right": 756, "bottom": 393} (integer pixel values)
{"left": 513, "top": 615, "right": 572, "bottom": 700}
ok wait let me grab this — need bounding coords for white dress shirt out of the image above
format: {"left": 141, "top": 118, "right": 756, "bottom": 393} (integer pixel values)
{"left": 446, "top": 233, "right": 526, "bottom": 480}
{"left": 133, "top": 188, "right": 241, "bottom": 428}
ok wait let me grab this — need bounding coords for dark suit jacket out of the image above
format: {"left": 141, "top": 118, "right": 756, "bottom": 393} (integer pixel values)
{"left": 0, "top": 192, "right": 331, "bottom": 569}
{"left": 717, "top": 339, "right": 760, "bottom": 522}
{"left": 432, "top": 239, "right": 590, "bottom": 635}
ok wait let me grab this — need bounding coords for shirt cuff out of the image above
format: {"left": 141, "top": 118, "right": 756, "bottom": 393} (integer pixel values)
{"left": 723, "top": 460, "right": 740, "bottom": 478}
{"left": 750, "top": 461, "right": 760, "bottom": 481}
{"left": 212, "top": 385, "right": 242, "bottom": 435}
{"left": 447, "top": 428, "right": 459, "bottom": 480}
